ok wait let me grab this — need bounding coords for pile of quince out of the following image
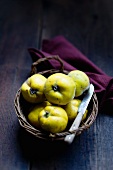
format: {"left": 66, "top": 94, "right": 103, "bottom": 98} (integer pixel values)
{"left": 21, "top": 70, "right": 90, "bottom": 134}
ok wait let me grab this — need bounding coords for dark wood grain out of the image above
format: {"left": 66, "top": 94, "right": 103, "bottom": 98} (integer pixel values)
{"left": 42, "top": 0, "right": 113, "bottom": 76}
{"left": 0, "top": 0, "right": 43, "bottom": 170}
{"left": 33, "top": 0, "right": 113, "bottom": 170}
{"left": 0, "top": 0, "right": 113, "bottom": 170}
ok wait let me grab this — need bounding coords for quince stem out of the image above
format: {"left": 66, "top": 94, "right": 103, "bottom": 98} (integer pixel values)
{"left": 52, "top": 85, "right": 59, "bottom": 92}
{"left": 44, "top": 111, "right": 50, "bottom": 118}
{"left": 30, "top": 88, "right": 37, "bottom": 95}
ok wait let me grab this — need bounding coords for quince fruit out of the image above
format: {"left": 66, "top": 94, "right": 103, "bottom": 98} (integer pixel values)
{"left": 28, "top": 101, "right": 51, "bottom": 128}
{"left": 68, "top": 70, "right": 90, "bottom": 97}
{"left": 38, "top": 105, "right": 68, "bottom": 133}
{"left": 44, "top": 73, "right": 76, "bottom": 105}
{"left": 63, "top": 99, "right": 88, "bottom": 121}
{"left": 21, "top": 74, "right": 47, "bottom": 103}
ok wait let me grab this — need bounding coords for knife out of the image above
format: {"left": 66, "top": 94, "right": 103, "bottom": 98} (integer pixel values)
{"left": 64, "top": 84, "right": 94, "bottom": 144}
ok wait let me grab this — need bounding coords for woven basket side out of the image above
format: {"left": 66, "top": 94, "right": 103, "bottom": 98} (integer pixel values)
{"left": 14, "top": 88, "right": 98, "bottom": 140}
{"left": 14, "top": 56, "right": 98, "bottom": 141}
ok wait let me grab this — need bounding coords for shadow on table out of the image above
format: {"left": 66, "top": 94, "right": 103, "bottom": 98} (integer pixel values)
{"left": 17, "top": 127, "right": 81, "bottom": 161}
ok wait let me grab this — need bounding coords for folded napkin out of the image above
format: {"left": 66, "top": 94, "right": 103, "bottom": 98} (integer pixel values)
{"left": 28, "top": 36, "right": 113, "bottom": 114}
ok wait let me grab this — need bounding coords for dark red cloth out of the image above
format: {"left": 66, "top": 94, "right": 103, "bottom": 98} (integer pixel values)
{"left": 28, "top": 36, "right": 113, "bottom": 114}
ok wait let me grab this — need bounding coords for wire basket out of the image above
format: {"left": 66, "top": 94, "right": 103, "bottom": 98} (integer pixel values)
{"left": 14, "top": 55, "right": 98, "bottom": 141}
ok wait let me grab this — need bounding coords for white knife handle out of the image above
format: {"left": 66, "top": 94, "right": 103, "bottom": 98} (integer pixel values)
{"left": 64, "top": 112, "right": 83, "bottom": 144}
{"left": 64, "top": 84, "right": 94, "bottom": 144}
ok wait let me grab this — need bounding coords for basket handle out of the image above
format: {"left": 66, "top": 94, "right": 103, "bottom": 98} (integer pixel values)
{"left": 31, "top": 55, "right": 64, "bottom": 75}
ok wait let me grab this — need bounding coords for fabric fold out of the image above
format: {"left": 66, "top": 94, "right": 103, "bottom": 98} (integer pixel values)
{"left": 28, "top": 36, "right": 113, "bottom": 114}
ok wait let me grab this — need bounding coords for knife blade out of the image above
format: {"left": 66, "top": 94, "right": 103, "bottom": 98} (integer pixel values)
{"left": 64, "top": 84, "right": 94, "bottom": 144}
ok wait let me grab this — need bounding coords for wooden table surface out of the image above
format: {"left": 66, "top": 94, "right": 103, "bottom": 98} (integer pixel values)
{"left": 0, "top": 0, "right": 113, "bottom": 170}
